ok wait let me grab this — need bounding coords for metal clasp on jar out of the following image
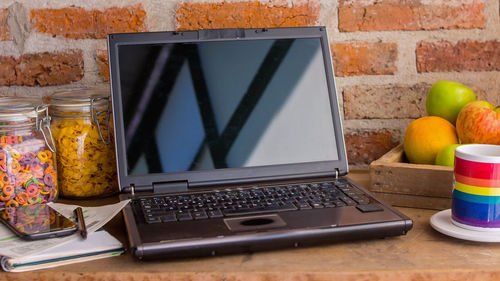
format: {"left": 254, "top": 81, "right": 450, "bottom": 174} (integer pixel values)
{"left": 35, "top": 104, "right": 57, "bottom": 153}
{"left": 90, "top": 97, "right": 111, "bottom": 145}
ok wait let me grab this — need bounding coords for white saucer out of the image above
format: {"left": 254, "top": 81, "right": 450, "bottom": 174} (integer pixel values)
{"left": 430, "top": 209, "right": 500, "bottom": 242}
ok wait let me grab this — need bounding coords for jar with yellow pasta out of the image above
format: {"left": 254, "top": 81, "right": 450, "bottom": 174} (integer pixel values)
{"left": 0, "top": 97, "right": 58, "bottom": 208}
{"left": 49, "top": 88, "right": 118, "bottom": 198}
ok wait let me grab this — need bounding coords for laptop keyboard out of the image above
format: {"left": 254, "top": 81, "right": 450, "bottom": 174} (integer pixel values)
{"left": 137, "top": 181, "right": 371, "bottom": 223}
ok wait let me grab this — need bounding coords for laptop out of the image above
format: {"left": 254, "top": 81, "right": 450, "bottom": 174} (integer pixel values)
{"left": 107, "top": 26, "right": 413, "bottom": 260}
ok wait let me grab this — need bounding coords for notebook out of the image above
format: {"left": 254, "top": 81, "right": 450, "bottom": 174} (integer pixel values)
{"left": 1, "top": 230, "right": 124, "bottom": 272}
{"left": 107, "top": 26, "right": 413, "bottom": 260}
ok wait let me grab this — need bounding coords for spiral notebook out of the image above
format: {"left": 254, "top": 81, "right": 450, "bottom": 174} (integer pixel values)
{"left": 1, "top": 230, "right": 124, "bottom": 272}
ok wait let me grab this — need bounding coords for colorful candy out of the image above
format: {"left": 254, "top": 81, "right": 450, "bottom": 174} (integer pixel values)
{"left": 0, "top": 137, "right": 58, "bottom": 209}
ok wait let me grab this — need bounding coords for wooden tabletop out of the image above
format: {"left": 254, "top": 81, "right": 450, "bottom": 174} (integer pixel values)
{"left": 2, "top": 170, "right": 500, "bottom": 280}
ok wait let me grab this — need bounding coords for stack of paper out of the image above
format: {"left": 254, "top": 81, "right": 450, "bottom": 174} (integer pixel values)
{"left": 1, "top": 230, "right": 124, "bottom": 272}
{"left": 0, "top": 200, "right": 129, "bottom": 272}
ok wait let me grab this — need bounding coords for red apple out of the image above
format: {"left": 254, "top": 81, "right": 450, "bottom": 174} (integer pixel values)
{"left": 456, "top": 100, "right": 500, "bottom": 144}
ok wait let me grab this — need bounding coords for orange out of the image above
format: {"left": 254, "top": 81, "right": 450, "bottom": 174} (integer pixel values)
{"left": 403, "top": 116, "right": 459, "bottom": 164}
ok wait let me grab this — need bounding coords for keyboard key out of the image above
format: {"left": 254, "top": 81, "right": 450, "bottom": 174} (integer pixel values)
{"left": 192, "top": 210, "right": 208, "bottom": 220}
{"left": 145, "top": 216, "right": 161, "bottom": 224}
{"left": 176, "top": 211, "right": 193, "bottom": 221}
{"left": 355, "top": 196, "right": 371, "bottom": 205}
{"left": 356, "top": 203, "right": 383, "bottom": 213}
{"left": 161, "top": 212, "right": 177, "bottom": 222}
{"left": 333, "top": 200, "right": 346, "bottom": 207}
{"left": 296, "top": 202, "right": 312, "bottom": 209}
{"left": 223, "top": 202, "right": 297, "bottom": 217}
{"left": 311, "top": 203, "right": 324, "bottom": 208}
{"left": 207, "top": 209, "right": 223, "bottom": 218}
{"left": 340, "top": 196, "right": 356, "bottom": 206}
{"left": 323, "top": 202, "right": 336, "bottom": 208}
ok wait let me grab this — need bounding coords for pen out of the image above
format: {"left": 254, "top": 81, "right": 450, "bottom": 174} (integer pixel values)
{"left": 74, "top": 207, "right": 87, "bottom": 239}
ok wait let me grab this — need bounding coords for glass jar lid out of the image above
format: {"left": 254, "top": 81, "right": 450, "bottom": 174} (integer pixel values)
{"left": 49, "top": 88, "right": 109, "bottom": 111}
{"left": 0, "top": 97, "right": 47, "bottom": 124}
{"left": 49, "top": 88, "right": 112, "bottom": 145}
{"left": 0, "top": 96, "right": 56, "bottom": 152}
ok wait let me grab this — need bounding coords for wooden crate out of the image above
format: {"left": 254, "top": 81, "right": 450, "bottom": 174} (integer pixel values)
{"left": 368, "top": 144, "right": 453, "bottom": 210}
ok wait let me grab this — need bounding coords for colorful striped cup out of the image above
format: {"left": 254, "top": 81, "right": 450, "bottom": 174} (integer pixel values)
{"left": 451, "top": 144, "right": 500, "bottom": 231}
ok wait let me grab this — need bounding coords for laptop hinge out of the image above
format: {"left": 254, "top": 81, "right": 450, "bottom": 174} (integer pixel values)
{"left": 152, "top": 181, "right": 188, "bottom": 194}
{"left": 335, "top": 169, "right": 339, "bottom": 179}
{"left": 123, "top": 184, "right": 151, "bottom": 194}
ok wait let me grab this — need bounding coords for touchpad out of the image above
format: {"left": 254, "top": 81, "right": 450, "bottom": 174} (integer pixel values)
{"left": 224, "top": 214, "right": 287, "bottom": 232}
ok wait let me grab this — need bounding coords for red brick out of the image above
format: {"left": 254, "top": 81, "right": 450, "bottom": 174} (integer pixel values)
{"left": 0, "top": 51, "right": 84, "bottom": 86}
{"left": 339, "top": 0, "right": 485, "bottom": 32}
{"left": 332, "top": 42, "right": 397, "bottom": 77}
{"left": 0, "top": 56, "right": 17, "bottom": 85}
{"left": 96, "top": 49, "right": 109, "bottom": 82}
{"left": 30, "top": 4, "right": 147, "bottom": 39}
{"left": 344, "top": 129, "right": 400, "bottom": 165}
{"left": 343, "top": 84, "right": 429, "bottom": 119}
{"left": 0, "top": 9, "right": 9, "bottom": 41}
{"left": 175, "top": 1, "right": 319, "bottom": 30}
{"left": 17, "top": 51, "right": 84, "bottom": 86}
{"left": 417, "top": 40, "right": 500, "bottom": 72}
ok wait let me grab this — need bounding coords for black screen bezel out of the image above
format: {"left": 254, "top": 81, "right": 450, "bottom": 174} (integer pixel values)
{"left": 107, "top": 27, "right": 348, "bottom": 190}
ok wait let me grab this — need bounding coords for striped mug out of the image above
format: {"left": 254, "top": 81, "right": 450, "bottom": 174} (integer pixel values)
{"left": 452, "top": 144, "right": 500, "bottom": 230}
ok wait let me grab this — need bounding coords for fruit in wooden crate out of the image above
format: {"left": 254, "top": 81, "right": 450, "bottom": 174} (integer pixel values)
{"left": 426, "top": 80, "right": 476, "bottom": 125}
{"left": 435, "top": 144, "right": 462, "bottom": 167}
{"left": 456, "top": 100, "right": 500, "bottom": 145}
{"left": 403, "top": 116, "right": 459, "bottom": 164}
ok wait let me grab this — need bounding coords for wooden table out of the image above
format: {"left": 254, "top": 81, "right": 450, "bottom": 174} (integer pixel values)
{"left": 2, "top": 170, "right": 500, "bottom": 280}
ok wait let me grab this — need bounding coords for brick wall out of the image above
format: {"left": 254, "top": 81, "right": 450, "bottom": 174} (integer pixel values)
{"left": 0, "top": 0, "right": 499, "bottom": 168}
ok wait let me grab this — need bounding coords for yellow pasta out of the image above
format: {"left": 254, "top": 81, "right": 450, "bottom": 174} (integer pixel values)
{"left": 51, "top": 114, "right": 118, "bottom": 198}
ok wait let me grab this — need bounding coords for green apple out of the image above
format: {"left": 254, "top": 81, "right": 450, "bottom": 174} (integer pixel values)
{"left": 435, "top": 144, "right": 462, "bottom": 166}
{"left": 426, "top": 81, "right": 476, "bottom": 125}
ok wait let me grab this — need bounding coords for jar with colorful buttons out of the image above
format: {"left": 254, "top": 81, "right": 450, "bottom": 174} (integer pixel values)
{"left": 49, "top": 88, "right": 118, "bottom": 198}
{"left": 0, "top": 97, "right": 58, "bottom": 208}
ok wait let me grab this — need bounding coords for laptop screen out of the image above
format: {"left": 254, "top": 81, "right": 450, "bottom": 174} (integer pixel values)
{"left": 109, "top": 28, "right": 348, "bottom": 188}
{"left": 116, "top": 36, "right": 339, "bottom": 176}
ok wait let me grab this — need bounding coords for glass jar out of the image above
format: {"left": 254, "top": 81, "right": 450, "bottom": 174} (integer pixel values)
{"left": 49, "top": 88, "right": 118, "bottom": 198}
{"left": 0, "top": 97, "right": 58, "bottom": 208}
